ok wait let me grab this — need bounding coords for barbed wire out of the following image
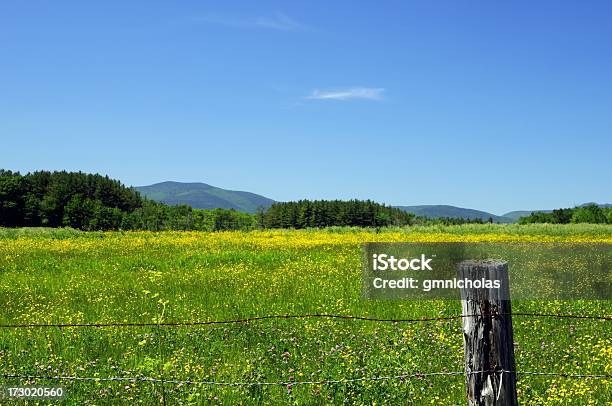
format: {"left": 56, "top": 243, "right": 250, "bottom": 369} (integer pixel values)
{"left": 0, "top": 312, "right": 609, "bottom": 329}
{"left": 511, "top": 371, "right": 612, "bottom": 379}
{"left": 0, "top": 371, "right": 464, "bottom": 387}
{"left": 2, "top": 370, "right": 610, "bottom": 388}
{"left": 511, "top": 312, "right": 611, "bottom": 320}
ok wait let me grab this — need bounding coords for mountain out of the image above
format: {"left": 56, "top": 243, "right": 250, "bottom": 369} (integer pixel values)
{"left": 500, "top": 210, "right": 552, "bottom": 222}
{"left": 394, "top": 205, "right": 513, "bottom": 223}
{"left": 501, "top": 204, "right": 611, "bottom": 222}
{"left": 135, "top": 181, "right": 275, "bottom": 213}
{"left": 397, "top": 203, "right": 611, "bottom": 223}
{"left": 135, "top": 181, "right": 610, "bottom": 221}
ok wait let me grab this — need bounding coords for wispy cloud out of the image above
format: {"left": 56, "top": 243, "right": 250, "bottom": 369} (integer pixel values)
{"left": 195, "top": 12, "right": 308, "bottom": 31}
{"left": 254, "top": 13, "right": 306, "bottom": 31}
{"left": 307, "top": 87, "right": 385, "bottom": 101}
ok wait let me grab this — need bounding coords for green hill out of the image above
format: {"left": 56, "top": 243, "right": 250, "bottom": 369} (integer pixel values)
{"left": 135, "top": 181, "right": 275, "bottom": 213}
{"left": 501, "top": 210, "right": 552, "bottom": 222}
{"left": 395, "top": 205, "right": 514, "bottom": 223}
{"left": 502, "top": 204, "right": 611, "bottom": 222}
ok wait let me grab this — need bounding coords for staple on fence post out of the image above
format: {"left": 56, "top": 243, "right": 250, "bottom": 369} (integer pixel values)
{"left": 458, "top": 260, "right": 518, "bottom": 406}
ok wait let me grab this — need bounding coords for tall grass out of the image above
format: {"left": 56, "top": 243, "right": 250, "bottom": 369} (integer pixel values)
{"left": 0, "top": 227, "right": 609, "bottom": 404}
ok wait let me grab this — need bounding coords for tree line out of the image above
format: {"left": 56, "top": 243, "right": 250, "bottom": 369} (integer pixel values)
{"left": 518, "top": 204, "right": 611, "bottom": 224}
{"left": 3, "top": 170, "right": 609, "bottom": 231}
{"left": 259, "top": 199, "right": 415, "bottom": 229}
{"left": 0, "top": 170, "right": 256, "bottom": 231}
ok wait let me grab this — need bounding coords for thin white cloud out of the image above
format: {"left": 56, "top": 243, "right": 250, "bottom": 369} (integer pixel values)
{"left": 195, "top": 12, "right": 308, "bottom": 31}
{"left": 255, "top": 12, "right": 306, "bottom": 31}
{"left": 307, "top": 87, "right": 385, "bottom": 101}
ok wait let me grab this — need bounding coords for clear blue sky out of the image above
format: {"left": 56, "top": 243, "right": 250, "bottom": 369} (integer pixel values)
{"left": 1, "top": 1, "right": 611, "bottom": 214}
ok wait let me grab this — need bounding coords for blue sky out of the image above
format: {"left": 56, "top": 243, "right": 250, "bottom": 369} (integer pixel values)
{"left": 1, "top": 1, "right": 611, "bottom": 214}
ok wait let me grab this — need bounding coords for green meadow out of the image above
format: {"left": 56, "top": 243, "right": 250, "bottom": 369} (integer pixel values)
{"left": 0, "top": 225, "right": 610, "bottom": 404}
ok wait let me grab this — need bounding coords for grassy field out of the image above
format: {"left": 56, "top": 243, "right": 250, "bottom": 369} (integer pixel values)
{"left": 0, "top": 225, "right": 610, "bottom": 404}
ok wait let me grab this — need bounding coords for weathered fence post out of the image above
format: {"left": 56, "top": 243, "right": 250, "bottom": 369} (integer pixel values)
{"left": 458, "top": 260, "right": 517, "bottom": 406}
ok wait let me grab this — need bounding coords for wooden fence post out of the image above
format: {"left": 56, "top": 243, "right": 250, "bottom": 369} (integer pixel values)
{"left": 458, "top": 260, "right": 518, "bottom": 406}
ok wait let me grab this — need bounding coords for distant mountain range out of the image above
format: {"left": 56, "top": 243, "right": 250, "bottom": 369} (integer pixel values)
{"left": 394, "top": 205, "right": 515, "bottom": 223}
{"left": 135, "top": 181, "right": 608, "bottom": 222}
{"left": 135, "top": 181, "right": 275, "bottom": 214}
{"left": 500, "top": 210, "right": 551, "bottom": 222}
{"left": 395, "top": 203, "right": 610, "bottom": 222}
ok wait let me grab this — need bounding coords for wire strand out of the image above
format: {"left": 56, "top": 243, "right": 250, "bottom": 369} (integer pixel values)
{"left": 0, "top": 312, "right": 609, "bottom": 329}
{"left": 2, "top": 370, "right": 610, "bottom": 388}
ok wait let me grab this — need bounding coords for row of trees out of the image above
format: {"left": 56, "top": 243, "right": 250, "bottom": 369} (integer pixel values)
{"left": 518, "top": 204, "right": 612, "bottom": 224}
{"left": 0, "top": 170, "right": 141, "bottom": 228}
{"left": 0, "top": 170, "right": 256, "bottom": 231}
{"left": 3, "top": 170, "right": 609, "bottom": 230}
{"left": 260, "top": 200, "right": 415, "bottom": 228}
{"left": 413, "top": 216, "right": 494, "bottom": 226}
{"left": 125, "top": 202, "right": 256, "bottom": 231}
{"left": 0, "top": 170, "right": 504, "bottom": 231}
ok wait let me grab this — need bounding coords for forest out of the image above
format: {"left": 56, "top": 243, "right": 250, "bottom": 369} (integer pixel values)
{"left": 518, "top": 205, "right": 611, "bottom": 224}
{"left": 1, "top": 170, "right": 609, "bottom": 231}
{"left": 0, "top": 170, "right": 254, "bottom": 231}
{"left": 0, "top": 170, "right": 418, "bottom": 231}
{"left": 260, "top": 200, "right": 414, "bottom": 228}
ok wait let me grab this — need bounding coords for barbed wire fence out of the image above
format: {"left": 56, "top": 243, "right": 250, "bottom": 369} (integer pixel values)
{"left": 3, "top": 369, "right": 611, "bottom": 387}
{"left": 0, "top": 312, "right": 610, "bottom": 400}
{"left": 0, "top": 311, "right": 609, "bottom": 329}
